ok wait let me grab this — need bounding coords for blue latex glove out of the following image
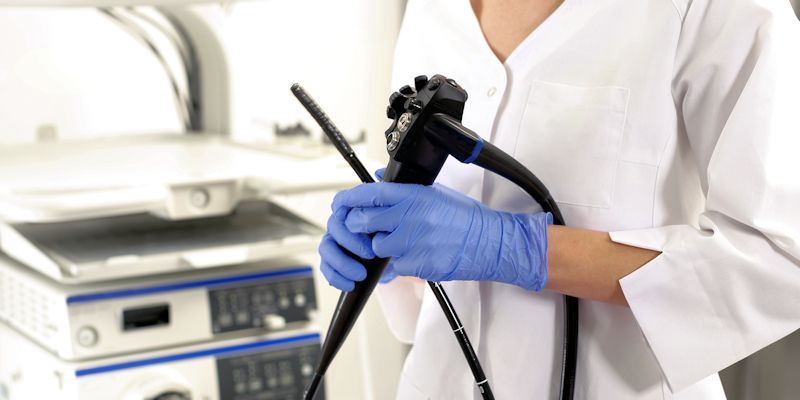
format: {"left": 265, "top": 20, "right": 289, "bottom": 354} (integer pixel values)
{"left": 318, "top": 170, "right": 396, "bottom": 291}
{"left": 320, "top": 178, "right": 551, "bottom": 292}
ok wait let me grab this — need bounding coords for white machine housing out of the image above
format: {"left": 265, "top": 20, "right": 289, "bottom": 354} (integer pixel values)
{"left": 0, "top": 255, "right": 319, "bottom": 360}
{"left": 0, "top": 322, "right": 325, "bottom": 400}
{"left": 0, "top": 134, "right": 362, "bottom": 284}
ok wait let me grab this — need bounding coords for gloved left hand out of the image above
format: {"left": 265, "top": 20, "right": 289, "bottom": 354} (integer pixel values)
{"left": 323, "top": 181, "right": 551, "bottom": 291}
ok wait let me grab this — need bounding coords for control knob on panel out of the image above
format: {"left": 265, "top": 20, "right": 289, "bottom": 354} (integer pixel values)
{"left": 148, "top": 391, "right": 191, "bottom": 400}
{"left": 123, "top": 373, "right": 193, "bottom": 400}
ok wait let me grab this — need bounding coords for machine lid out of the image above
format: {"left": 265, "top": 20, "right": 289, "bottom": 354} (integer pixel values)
{"left": 0, "top": 134, "right": 361, "bottom": 223}
{"left": 0, "top": 199, "right": 324, "bottom": 283}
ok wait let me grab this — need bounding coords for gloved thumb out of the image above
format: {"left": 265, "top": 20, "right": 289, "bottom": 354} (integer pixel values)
{"left": 375, "top": 168, "right": 385, "bottom": 181}
{"left": 380, "top": 262, "right": 398, "bottom": 284}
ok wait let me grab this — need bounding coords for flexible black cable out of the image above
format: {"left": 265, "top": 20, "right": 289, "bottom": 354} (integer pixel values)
{"left": 98, "top": 8, "right": 193, "bottom": 130}
{"left": 123, "top": 7, "right": 190, "bottom": 67}
{"left": 123, "top": 6, "right": 201, "bottom": 132}
{"left": 425, "top": 113, "right": 577, "bottom": 400}
{"left": 292, "top": 84, "right": 494, "bottom": 400}
{"left": 474, "top": 143, "right": 578, "bottom": 400}
{"left": 159, "top": 9, "right": 202, "bottom": 132}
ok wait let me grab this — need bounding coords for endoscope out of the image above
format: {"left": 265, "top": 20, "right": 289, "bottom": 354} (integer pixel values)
{"left": 292, "top": 74, "right": 578, "bottom": 400}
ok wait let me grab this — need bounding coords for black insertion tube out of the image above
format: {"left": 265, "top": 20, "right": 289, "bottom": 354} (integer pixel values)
{"left": 474, "top": 142, "right": 578, "bottom": 400}
{"left": 425, "top": 113, "right": 577, "bottom": 400}
{"left": 292, "top": 84, "right": 494, "bottom": 400}
{"left": 290, "top": 84, "right": 372, "bottom": 183}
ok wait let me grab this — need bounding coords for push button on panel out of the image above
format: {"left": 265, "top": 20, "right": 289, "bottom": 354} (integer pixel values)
{"left": 77, "top": 326, "right": 98, "bottom": 347}
{"left": 209, "top": 275, "right": 316, "bottom": 335}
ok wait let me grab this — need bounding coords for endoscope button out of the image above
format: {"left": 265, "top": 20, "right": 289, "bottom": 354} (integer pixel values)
{"left": 397, "top": 113, "right": 413, "bottom": 133}
{"left": 414, "top": 75, "right": 429, "bottom": 90}
{"left": 390, "top": 92, "right": 406, "bottom": 110}
{"left": 387, "top": 131, "right": 400, "bottom": 152}
{"left": 428, "top": 78, "right": 441, "bottom": 90}
{"left": 399, "top": 85, "right": 415, "bottom": 96}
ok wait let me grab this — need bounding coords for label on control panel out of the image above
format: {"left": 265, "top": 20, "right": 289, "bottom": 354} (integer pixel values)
{"left": 216, "top": 342, "right": 323, "bottom": 400}
{"left": 209, "top": 276, "right": 316, "bottom": 334}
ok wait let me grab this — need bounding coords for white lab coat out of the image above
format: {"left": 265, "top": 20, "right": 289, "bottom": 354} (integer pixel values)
{"left": 377, "top": 0, "right": 800, "bottom": 399}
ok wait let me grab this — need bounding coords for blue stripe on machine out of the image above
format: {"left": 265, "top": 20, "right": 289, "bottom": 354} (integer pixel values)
{"left": 75, "top": 333, "right": 321, "bottom": 377}
{"left": 66, "top": 266, "right": 312, "bottom": 304}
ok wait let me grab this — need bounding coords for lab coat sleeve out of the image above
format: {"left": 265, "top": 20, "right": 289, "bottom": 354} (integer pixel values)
{"left": 610, "top": 0, "right": 800, "bottom": 392}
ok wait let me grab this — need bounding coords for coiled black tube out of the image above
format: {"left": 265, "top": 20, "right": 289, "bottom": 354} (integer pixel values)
{"left": 475, "top": 142, "right": 578, "bottom": 400}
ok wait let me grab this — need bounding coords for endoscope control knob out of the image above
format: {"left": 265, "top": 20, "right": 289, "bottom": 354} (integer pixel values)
{"left": 414, "top": 75, "right": 429, "bottom": 91}
{"left": 399, "top": 84, "right": 416, "bottom": 96}
{"left": 386, "top": 105, "right": 396, "bottom": 119}
{"left": 389, "top": 91, "right": 402, "bottom": 105}
{"left": 390, "top": 92, "right": 407, "bottom": 113}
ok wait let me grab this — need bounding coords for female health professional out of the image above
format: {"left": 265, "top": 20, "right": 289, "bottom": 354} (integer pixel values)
{"left": 319, "top": 0, "right": 800, "bottom": 398}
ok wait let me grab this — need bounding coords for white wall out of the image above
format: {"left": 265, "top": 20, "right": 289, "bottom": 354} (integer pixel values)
{"left": 0, "top": 1, "right": 402, "bottom": 155}
{"left": 0, "top": 7, "right": 183, "bottom": 143}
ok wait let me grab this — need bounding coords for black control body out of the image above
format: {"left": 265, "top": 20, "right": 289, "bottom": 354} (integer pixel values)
{"left": 383, "top": 75, "right": 469, "bottom": 184}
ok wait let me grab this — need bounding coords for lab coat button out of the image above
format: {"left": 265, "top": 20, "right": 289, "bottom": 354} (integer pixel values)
{"left": 487, "top": 87, "right": 497, "bottom": 97}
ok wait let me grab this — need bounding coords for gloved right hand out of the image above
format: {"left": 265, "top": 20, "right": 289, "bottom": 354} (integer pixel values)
{"left": 319, "top": 178, "right": 550, "bottom": 292}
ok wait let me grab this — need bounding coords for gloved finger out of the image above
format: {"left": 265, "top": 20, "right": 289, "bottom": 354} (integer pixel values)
{"left": 332, "top": 182, "right": 418, "bottom": 210}
{"left": 379, "top": 262, "right": 398, "bottom": 284}
{"left": 326, "top": 209, "right": 375, "bottom": 259}
{"left": 318, "top": 235, "right": 368, "bottom": 282}
{"left": 375, "top": 168, "right": 385, "bottom": 181}
{"left": 320, "top": 260, "right": 355, "bottom": 291}
{"left": 371, "top": 231, "right": 406, "bottom": 259}
{"left": 344, "top": 206, "right": 402, "bottom": 234}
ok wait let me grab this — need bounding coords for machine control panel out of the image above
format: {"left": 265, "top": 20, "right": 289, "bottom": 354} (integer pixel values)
{"left": 209, "top": 275, "right": 316, "bottom": 335}
{"left": 216, "top": 342, "right": 323, "bottom": 400}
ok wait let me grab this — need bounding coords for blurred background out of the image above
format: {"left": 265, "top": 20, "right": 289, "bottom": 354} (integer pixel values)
{"left": 0, "top": 1, "right": 796, "bottom": 400}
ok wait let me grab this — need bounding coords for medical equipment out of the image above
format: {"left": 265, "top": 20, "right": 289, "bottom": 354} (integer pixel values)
{"left": 0, "top": 321, "right": 324, "bottom": 400}
{"left": 292, "top": 83, "right": 493, "bottom": 398}
{"left": 0, "top": 134, "right": 369, "bottom": 284}
{"left": 0, "top": 254, "right": 317, "bottom": 360}
{"left": 296, "top": 75, "right": 578, "bottom": 400}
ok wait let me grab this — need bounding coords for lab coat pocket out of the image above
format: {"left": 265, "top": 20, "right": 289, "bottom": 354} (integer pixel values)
{"left": 515, "top": 81, "right": 630, "bottom": 208}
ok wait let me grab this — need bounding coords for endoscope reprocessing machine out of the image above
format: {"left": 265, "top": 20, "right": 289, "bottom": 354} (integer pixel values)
{"left": 293, "top": 75, "right": 579, "bottom": 400}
